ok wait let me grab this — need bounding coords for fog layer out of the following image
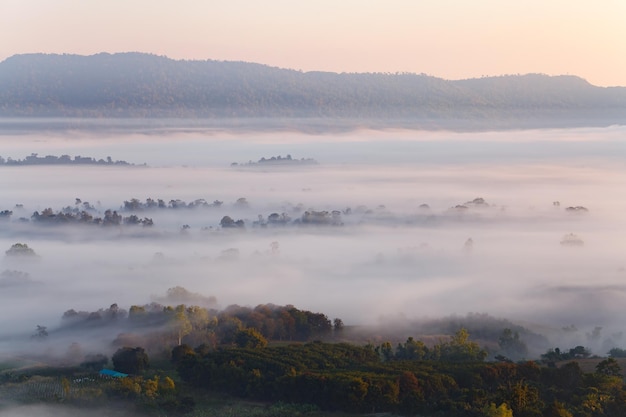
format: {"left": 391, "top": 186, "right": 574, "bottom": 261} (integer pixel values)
{"left": 0, "top": 126, "right": 625, "bottom": 354}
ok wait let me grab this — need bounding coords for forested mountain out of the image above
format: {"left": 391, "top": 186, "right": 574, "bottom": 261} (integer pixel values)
{"left": 1, "top": 53, "right": 625, "bottom": 128}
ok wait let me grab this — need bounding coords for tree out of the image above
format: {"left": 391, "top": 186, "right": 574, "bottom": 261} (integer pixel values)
{"left": 171, "top": 344, "right": 196, "bottom": 364}
{"left": 234, "top": 328, "right": 268, "bottom": 348}
{"left": 498, "top": 328, "right": 528, "bottom": 360}
{"left": 112, "top": 346, "right": 150, "bottom": 374}
{"left": 32, "top": 325, "right": 48, "bottom": 339}
{"left": 333, "top": 318, "right": 344, "bottom": 335}
{"left": 560, "top": 233, "right": 584, "bottom": 246}
{"left": 103, "top": 209, "right": 122, "bottom": 226}
{"left": 398, "top": 371, "right": 423, "bottom": 412}
{"left": 568, "top": 345, "right": 590, "bottom": 358}
{"left": 438, "top": 328, "right": 487, "bottom": 362}
{"left": 376, "top": 341, "right": 394, "bottom": 361}
{"left": 481, "top": 402, "right": 513, "bottom": 417}
{"left": 5, "top": 243, "right": 37, "bottom": 257}
{"left": 544, "top": 401, "right": 574, "bottom": 417}
{"left": 80, "top": 353, "right": 108, "bottom": 371}
{"left": 142, "top": 376, "right": 159, "bottom": 399}
{"left": 596, "top": 357, "right": 622, "bottom": 377}
{"left": 609, "top": 347, "right": 626, "bottom": 358}
{"left": 220, "top": 215, "right": 244, "bottom": 228}
{"left": 216, "top": 315, "right": 244, "bottom": 344}
{"left": 186, "top": 305, "right": 210, "bottom": 329}
{"left": 159, "top": 376, "right": 176, "bottom": 396}
{"left": 128, "top": 305, "right": 146, "bottom": 322}
{"left": 396, "top": 337, "right": 428, "bottom": 360}
{"left": 169, "top": 305, "right": 192, "bottom": 346}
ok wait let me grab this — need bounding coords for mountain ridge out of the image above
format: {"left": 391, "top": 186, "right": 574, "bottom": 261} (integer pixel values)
{"left": 1, "top": 52, "right": 624, "bottom": 129}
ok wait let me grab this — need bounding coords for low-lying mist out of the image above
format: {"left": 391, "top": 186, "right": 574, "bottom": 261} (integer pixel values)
{"left": 1, "top": 124, "right": 625, "bottom": 358}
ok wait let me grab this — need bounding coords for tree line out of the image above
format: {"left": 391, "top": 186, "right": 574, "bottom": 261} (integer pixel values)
{"left": 174, "top": 335, "right": 626, "bottom": 416}
{"left": 2, "top": 195, "right": 588, "bottom": 236}
{"left": 1, "top": 53, "right": 624, "bottom": 127}
{"left": 0, "top": 153, "right": 134, "bottom": 166}
{"left": 15, "top": 287, "right": 626, "bottom": 416}
{"left": 58, "top": 297, "right": 339, "bottom": 350}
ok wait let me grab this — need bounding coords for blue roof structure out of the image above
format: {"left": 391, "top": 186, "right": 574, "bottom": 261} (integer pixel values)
{"left": 99, "top": 369, "right": 128, "bottom": 378}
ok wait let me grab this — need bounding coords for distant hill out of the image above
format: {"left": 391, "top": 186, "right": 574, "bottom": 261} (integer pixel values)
{"left": 0, "top": 52, "right": 625, "bottom": 129}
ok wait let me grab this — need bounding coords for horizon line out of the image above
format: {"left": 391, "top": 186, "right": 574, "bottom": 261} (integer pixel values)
{"left": 4, "top": 51, "right": 624, "bottom": 88}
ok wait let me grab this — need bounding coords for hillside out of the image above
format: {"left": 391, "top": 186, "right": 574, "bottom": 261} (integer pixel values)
{"left": 1, "top": 52, "right": 625, "bottom": 128}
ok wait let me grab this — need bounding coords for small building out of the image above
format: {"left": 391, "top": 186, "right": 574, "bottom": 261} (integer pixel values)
{"left": 99, "top": 369, "right": 128, "bottom": 378}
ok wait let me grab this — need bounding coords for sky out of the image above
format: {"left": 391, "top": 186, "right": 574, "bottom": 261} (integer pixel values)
{"left": 1, "top": 0, "right": 625, "bottom": 87}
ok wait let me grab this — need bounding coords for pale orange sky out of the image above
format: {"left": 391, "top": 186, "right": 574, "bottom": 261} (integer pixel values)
{"left": 1, "top": 0, "right": 625, "bottom": 87}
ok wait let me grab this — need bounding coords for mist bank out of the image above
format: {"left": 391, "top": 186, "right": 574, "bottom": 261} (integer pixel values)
{"left": 0, "top": 127, "right": 625, "bottom": 361}
{"left": 1, "top": 124, "right": 625, "bottom": 168}
{"left": 1, "top": 53, "right": 625, "bottom": 129}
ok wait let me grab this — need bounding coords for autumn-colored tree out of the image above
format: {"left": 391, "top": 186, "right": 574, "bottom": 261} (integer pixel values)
{"left": 234, "top": 328, "right": 268, "bottom": 348}
{"left": 544, "top": 401, "right": 573, "bottom": 417}
{"left": 436, "top": 328, "right": 487, "bottom": 362}
{"left": 167, "top": 304, "right": 192, "bottom": 346}
{"left": 398, "top": 371, "right": 423, "bottom": 412}
{"left": 481, "top": 402, "right": 513, "bottom": 417}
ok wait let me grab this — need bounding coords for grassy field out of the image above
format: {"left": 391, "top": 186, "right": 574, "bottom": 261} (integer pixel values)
{"left": 556, "top": 357, "right": 626, "bottom": 376}
{"left": 0, "top": 356, "right": 33, "bottom": 371}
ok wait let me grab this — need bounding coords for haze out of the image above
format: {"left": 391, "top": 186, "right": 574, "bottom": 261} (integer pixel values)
{"left": 2, "top": 1, "right": 625, "bottom": 87}
{"left": 1, "top": 125, "right": 625, "bottom": 358}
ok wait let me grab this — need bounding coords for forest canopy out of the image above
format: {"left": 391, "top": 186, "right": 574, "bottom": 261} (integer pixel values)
{"left": 1, "top": 53, "right": 625, "bottom": 128}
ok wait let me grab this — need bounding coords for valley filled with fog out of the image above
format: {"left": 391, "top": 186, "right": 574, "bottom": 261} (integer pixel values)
{"left": 1, "top": 123, "right": 625, "bottom": 356}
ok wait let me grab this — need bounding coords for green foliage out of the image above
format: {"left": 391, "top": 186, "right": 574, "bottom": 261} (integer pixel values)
{"left": 333, "top": 318, "right": 344, "bottom": 333}
{"left": 159, "top": 395, "right": 195, "bottom": 415}
{"left": 374, "top": 328, "right": 486, "bottom": 364}
{"left": 61, "top": 301, "right": 336, "bottom": 350}
{"left": 608, "top": 347, "right": 626, "bottom": 358}
{"left": 5, "top": 243, "right": 37, "bottom": 257}
{"left": 174, "top": 335, "right": 626, "bottom": 415}
{"left": 80, "top": 353, "right": 108, "bottom": 371}
{"left": 398, "top": 371, "right": 424, "bottom": 413}
{"left": 263, "top": 401, "right": 320, "bottom": 416}
{"left": 170, "top": 304, "right": 192, "bottom": 346}
{"left": 482, "top": 402, "right": 514, "bottom": 417}
{"left": 127, "top": 305, "right": 147, "bottom": 324}
{"left": 112, "top": 347, "right": 149, "bottom": 374}
{"left": 396, "top": 337, "right": 428, "bottom": 360}
{"left": 498, "top": 328, "right": 528, "bottom": 360}
{"left": 505, "top": 380, "right": 543, "bottom": 416}
{"left": 178, "top": 341, "right": 488, "bottom": 414}
{"left": 436, "top": 328, "right": 488, "bottom": 362}
{"left": 235, "top": 328, "right": 268, "bottom": 348}
{"left": 544, "top": 401, "right": 574, "bottom": 417}
{"left": 541, "top": 345, "right": 591, "bottom": 363}
{"left": 171, "top": 344, "right": 195, "bottom": 364}
{"left": 6, "top": 341, "right": 626, "bottom": 417}
{"left": 142, "top": 376, "right": 159, "bottom": 399}
{"left": 596, "top": 357, "right": 622, "bottom": 377}
{"left": 376, "top": 341, "right": 394, "bottom": 361}
{"left": 15, "top": 294, "right": 626, "bottom": 416}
